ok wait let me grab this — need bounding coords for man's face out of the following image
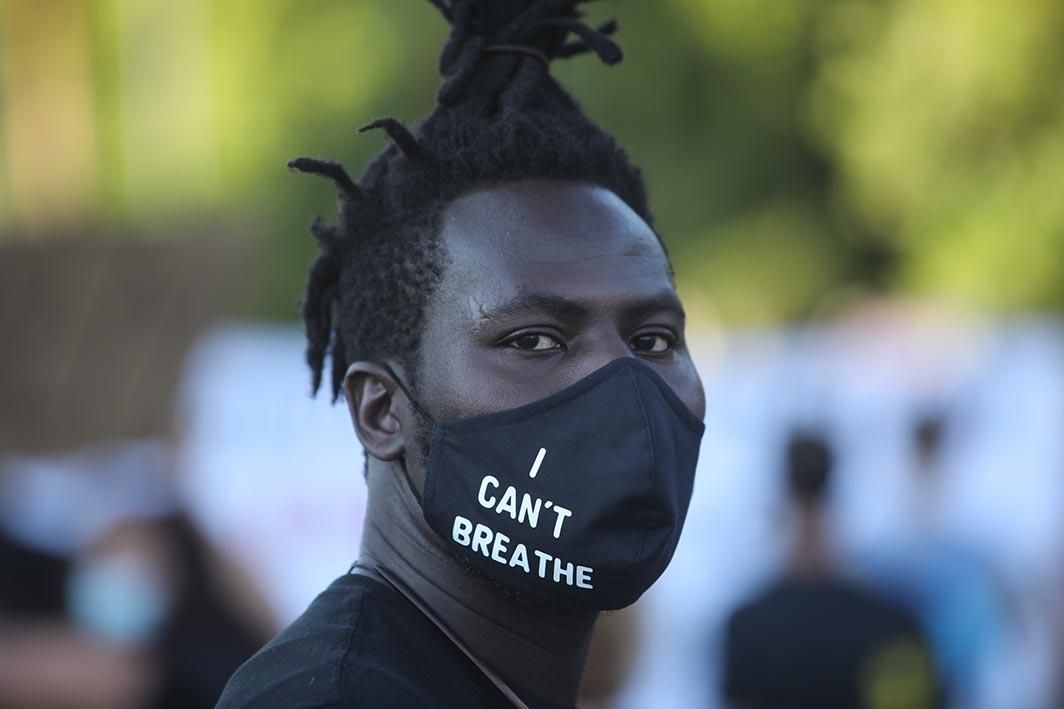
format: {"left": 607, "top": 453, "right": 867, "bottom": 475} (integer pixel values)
{"left": 408, "top": 179, "right": 705, "bottom": 463}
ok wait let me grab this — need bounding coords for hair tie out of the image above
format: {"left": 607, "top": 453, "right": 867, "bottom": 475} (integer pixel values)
{"left": 482, "top": 44, "right": 550, "bottom": 70}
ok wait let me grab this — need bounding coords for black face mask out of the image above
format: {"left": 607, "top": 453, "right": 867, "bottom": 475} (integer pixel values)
{"left": 385, "top": 357, "right": 705, "bottom": 611}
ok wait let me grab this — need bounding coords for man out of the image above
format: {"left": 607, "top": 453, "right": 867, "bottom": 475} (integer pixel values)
{"left": 721, "top": 432, "right": 939, "bottom": 709}
{"left": 855, "top": 414, "right": 1009, "bottom": 707}
{"left": 218, "top": 1, "right": 705, "bottom": 707}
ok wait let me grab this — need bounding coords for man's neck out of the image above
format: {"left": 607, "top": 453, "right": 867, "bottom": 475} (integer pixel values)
{"left": 789, "top": 506, "right": 832, "bottom": 578}
{"left": 358, "top": 460, "right": 597, "bottom": 706}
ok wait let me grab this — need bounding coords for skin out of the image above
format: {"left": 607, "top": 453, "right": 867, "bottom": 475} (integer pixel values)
{"left": 344, "top": 179, "right": 706, "bottom": 705}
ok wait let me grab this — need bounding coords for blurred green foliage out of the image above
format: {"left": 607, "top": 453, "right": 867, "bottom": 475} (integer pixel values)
{"left": 1, "top": 0, "right": 1061, "bottom": 321}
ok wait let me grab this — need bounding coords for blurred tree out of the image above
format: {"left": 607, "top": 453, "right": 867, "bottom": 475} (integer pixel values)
{"left": 1, "top": 0, "right": 1060, "bottom": 321}
{"left": 808, "top": 0, "right": 1064, "bottom": 311}
{"left": 207, "top": 0, "right": 447, "bottom": 316}
{"left": 1, "top": 0, "right": 99, "bottom": 230}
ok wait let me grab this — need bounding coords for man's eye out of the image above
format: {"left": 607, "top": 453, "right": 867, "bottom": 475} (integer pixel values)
{"left": 507, "top": 333, "right": 563, "bottom": 351}
{"left": 630, "top": 333, "right": 673, "bottom": 353}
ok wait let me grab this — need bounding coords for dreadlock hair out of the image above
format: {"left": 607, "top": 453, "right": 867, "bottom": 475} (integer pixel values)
{"left": 293, "top": 0, "right": 658, "bottom": 402}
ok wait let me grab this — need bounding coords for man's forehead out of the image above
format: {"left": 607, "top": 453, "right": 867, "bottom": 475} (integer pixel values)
{"left": 436, "top": 179, "right": 668, "bottom": 278}
{"left": 433, "top": 179, "right": 675, "bottom": 320}
{"left": 440, "top": 179, "right": 663, "bottom": 262}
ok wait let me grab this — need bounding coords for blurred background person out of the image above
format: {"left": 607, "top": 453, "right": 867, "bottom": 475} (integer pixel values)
{"left": 0, "top": 239, "right": 270, "bottom": 708}
{"left": 721, "top": 431, "right": 939, "bottom": 709}
{"left": 0, "top": 452, "right": 269, "bottom": 709}
{"left": 850, "top": 414, "right": 1010, "bottom": 708}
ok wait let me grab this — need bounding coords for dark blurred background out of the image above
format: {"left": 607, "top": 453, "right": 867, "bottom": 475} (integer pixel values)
{"left": 1, "top": 1, "right": 1062, "bottom": 708}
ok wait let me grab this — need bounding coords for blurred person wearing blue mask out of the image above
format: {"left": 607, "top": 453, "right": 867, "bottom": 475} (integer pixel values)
{"left": 67, "top": 522, "right": 176, "bottom": 650}
{"left": 0, "top": 514, "right": 266, "bottom": 709}
{"left": 216, "top": 2, "right": 707, "bottom": 708}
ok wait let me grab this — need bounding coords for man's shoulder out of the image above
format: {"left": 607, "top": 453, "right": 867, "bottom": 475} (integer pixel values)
{"left": 726, "top": 575, "right": 922, "bottom": 647}
{"left": 215, "top": 573, "right": 445, "bottom": 709}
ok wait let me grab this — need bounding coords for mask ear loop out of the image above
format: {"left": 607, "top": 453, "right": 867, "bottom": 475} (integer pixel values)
{"left": 379, "top": 363, "right": 436, "bottom": 424}
{"left": 378, "top": 363, "right": 436, "bottom": 506}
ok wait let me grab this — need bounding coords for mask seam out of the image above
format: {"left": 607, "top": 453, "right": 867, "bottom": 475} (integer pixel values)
{"left": 431, "top": 359, "right": 702, "bottom": 436}
{"left": 435, "top": 358, "right": 633, "bottom": 434}
{"left": 630, "top": 366, "right": 705, "bottom": 434}
{"left": 622, "top": 364, "right": 657, "bottom": 586}
{"left": 421, "top": 424, "right": 446, "bottom": 521}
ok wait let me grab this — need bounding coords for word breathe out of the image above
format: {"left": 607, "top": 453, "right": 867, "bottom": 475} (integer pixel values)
{"left": 452, "top": 516, "right": 593, "bottom": 589}
{"left": 451, "top": 447, "right": 593, "bottom": 590}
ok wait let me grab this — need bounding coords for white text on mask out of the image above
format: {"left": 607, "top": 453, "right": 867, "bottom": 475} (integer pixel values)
{"left": 476, "top": 474, "right": 573, "bottom": 538}
{"left": 451, "top": 515, "right": 594, "bottom": 589}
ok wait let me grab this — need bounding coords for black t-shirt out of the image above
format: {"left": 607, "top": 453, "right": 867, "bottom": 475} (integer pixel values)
{"left": 0, "top": 525, "right": 69, "bottom": 617}
{"left": 216, "top": 572, "right": 570, "bottom": 709}
{"left": 721, "top": 576, "right": 940, "bottom": 709}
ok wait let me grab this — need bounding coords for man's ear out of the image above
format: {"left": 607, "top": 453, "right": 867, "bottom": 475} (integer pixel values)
{"left": 343, "top": 362, "right": 406, "bottom": 461}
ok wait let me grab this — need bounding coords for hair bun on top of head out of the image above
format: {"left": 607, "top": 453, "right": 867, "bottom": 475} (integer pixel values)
{"left": 289, "top": 0, "right": 627, "bottom": 193}
{"left": 428, "top": 0, "right": 622, "bottom": 104}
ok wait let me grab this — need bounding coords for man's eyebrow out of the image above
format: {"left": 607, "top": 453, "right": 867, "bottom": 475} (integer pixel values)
{"left": 473, "top": 291, "right": 685, "bottom": 325}
{"left": 619, "top": 292, "right": 686, "bottom": 323}
{"left": 475, "top": 293, "right": 593, "bottom": 324}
